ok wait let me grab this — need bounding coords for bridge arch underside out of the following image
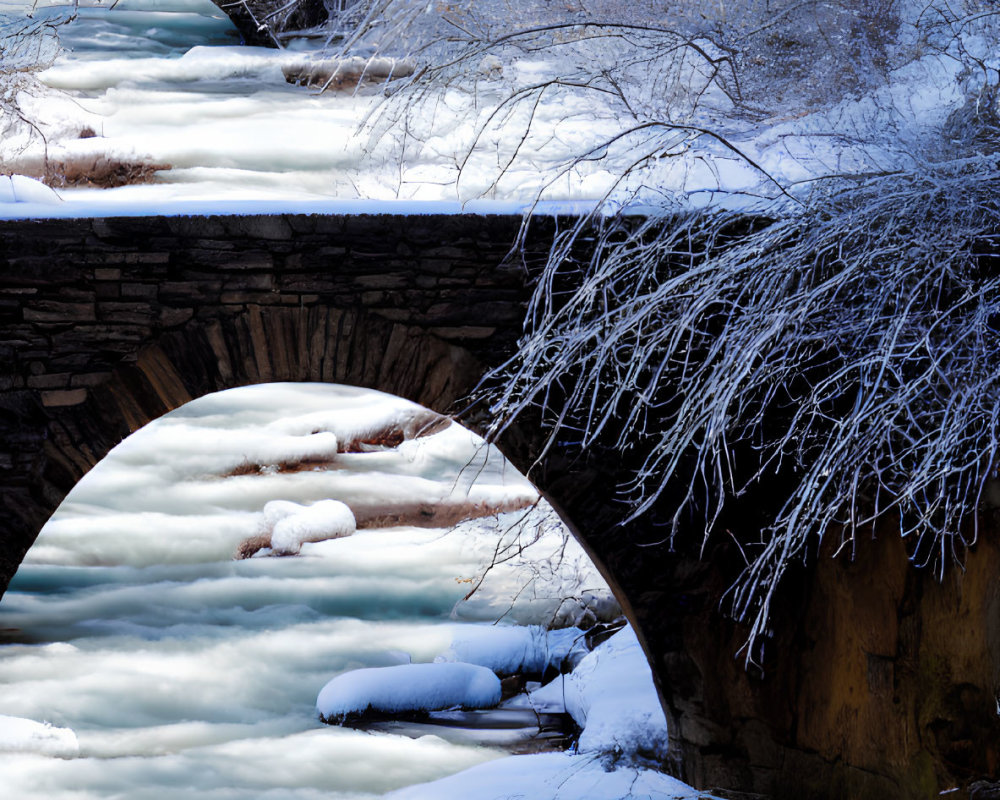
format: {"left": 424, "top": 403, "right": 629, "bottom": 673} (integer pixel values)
{"left": 3, "top": 214, "right": 1000, "bottom": 800}
{"left": 2, "top": 305, "right": 487, "bottom": 568}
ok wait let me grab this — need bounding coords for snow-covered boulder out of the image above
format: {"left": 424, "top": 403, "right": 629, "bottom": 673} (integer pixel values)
{"left": 559, "top": 625, "right": 668, "bottom": 760}
{"left": 263, "top": 498, "right": 356, "bottom": 555}
{"left": 0, "top": 715, "right": 78, "bottom": 756}
{"left": 9, "top": 175, "right": 61, "bottom": 205}
{"left": 436, "top": 624, "right": 588, "bottom": 676}
{"left": 317, "top": 662, "right": 502, "bottom": 724}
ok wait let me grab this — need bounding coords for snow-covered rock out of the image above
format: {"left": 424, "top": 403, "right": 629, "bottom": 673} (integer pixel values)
{"left": 10, "top": 175, "right": 61, "bottom": 205}
{"left": 560, "top": 625, "right": 668, "bottom": 760}
{"left": 436, "top": 624, "right": 588, "bottom": 676}
{"left": 317, "top": 662, "right": 502, "bottom": 723}
{"left": 513, "top": 672, "right": 567, "bottom": 713}
{"left": 263, "top": 498, "right": 356, "bottom": 555}
{"left": 0, "top": 715, "right": 78, "bottom": 756}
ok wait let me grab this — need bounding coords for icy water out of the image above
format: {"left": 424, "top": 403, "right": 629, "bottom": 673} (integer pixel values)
{"left": 0, "top": 384, "right": 616, "bottom": 799}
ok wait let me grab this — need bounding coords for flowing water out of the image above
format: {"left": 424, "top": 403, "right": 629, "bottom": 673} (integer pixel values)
{"left": 13, "top": 0, "right": 389, "bottom": 203}
{"left": 0, "top": 383, "right": 617, "bottom": 799}
{"left": 2, "top": 0, "right": 626, "bottom": 208}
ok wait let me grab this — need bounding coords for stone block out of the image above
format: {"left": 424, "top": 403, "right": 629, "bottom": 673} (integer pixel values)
{"left": 166, "top": 217, "right": 227, "bottom": 238}
{"left": 70, "top": 372, "right": 112, "bottom": 387}
{"left": 23, "top": 302, "right": 96, "bottom": 323}
{"left": 98, "top": 302, "right": 154, "bottom": 321}
{"left": 95, "top": 283, "right": 120, "bottom": 299}
{"left": 221, "top": 291, "right": 278, "bottom": 305}
{"left": 194, "top": 239, "right": 236, "bottom": 251}
{"left": 229, "top": 252, "right": 274, "bottom": 270}
{"left": 371, "top": 308, "right": 409, "bottom": 322}
{"left": 121, "top": 283, "right": 158, "bottom": 299}
{"left": 159, "top": 307, "right": 194, "bottom": 327}
{"left": 428, "top": 326, "right": 497, "bottom": 340}
{"left": 223, "top": 216, "right": 293, "bottom": 241}
{"left": 85, "top": 253, "right": 126, "bottom": 265}
{"left": 159, "top": 281, "right": 222, "bottom": 298}
{"left": 124, "top": 252, "right": 170, "bottom": 264}
{"left": 41, "top": 388, "right": 87, "bottom": 407}
{"left": 353, "top": 273, "right": 410, "bottom": 289}
{"left": 223, "top": 274, "right": 274, "bottom": 291}
{"left": 27, "top": 373, "right": 71, "bottom": 389}
{"left": 282, "top": 276, "right": 336, "bottom": 293}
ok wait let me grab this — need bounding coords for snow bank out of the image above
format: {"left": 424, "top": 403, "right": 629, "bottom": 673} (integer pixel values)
{"left": 385, "top": 751, "right": 702, "bottom": 800}
{"left": 0, "top": 715, "right": 78, "bottom": 757}
{"left": 0, "top": 175, "right": 62, "bottom": 205}
{"left": 317, "top": 663, "right": 502, "bottom": 723}
{"left": 499, "top": 624, "right": 669, "bottom": 757}
{"left": 509, "top": 672, "right": 566, "bottom": 714}
{"left": 436, "top": 624, "right": 588, "bottom": 676}
{"left": 262, "top": 499, "right": 356, "bottom": 555}
{"left": 560, "top": 625, "right": 668, "bottom": 760}
{"left": 388, "top": 625, "right": 676, "bottom": 800}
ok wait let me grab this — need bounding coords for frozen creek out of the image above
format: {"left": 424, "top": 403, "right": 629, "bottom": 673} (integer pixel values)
{"left": 6, "top": 0, "right": 629, "bottom": 209}
{"left": 0, "top": 384, "right": 696, "bottom": 799}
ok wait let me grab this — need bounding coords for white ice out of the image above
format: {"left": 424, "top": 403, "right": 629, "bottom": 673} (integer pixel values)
{"left": 387, "top": 624, "right": 677, "bottom": 800}
{"left": 500, "top": 624, "right": 670, "bottom": 758}
{"left": 1, "top": 382, "right": 642, "bottom": 798}
{"left": 6, "top": 175, "right": 62, "bottom": 204}
{"left": 0, "top": 0, "right": 988, "bottom": 218}
{"left": 558, "top": 625, "right": 669, "bottom": 760}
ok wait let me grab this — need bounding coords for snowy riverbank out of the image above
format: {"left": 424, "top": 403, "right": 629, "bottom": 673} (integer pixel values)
{"left": 0, "top": 0, "right": 979, "bottom": 217}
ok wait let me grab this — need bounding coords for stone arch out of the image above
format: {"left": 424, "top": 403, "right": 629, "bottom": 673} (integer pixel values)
{"left": 0, "top": 211, "right": 542, "bottom": 595}
{"left": 3, "top": 305, "right": 490, "bottom": 587}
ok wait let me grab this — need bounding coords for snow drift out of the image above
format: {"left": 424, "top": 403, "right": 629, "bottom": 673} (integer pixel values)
{"left": 552, "top": 626, "right": 668, "bottom": 760}
{"left": 436, "top": 624, "right": 588, "bottom": 676}
{"left": 385, "top": 751, "right": 701, "bottom": 800}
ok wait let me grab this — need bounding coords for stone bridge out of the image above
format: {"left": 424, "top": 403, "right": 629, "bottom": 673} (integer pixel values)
{"left": 2, "top": 211, "right": 999, "bottom": 800}
{"left": 0, "top": 212, "right": 539, "bottom": 574}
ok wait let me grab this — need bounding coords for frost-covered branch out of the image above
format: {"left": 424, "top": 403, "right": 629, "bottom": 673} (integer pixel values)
{"left": 331, "top": 0, "right": 1000, "bottom": 658}
{"left": 0, "top": 8, "right": 69, "bottom": 154}
{"left": 482, "top": 153, "right": 1000, "bottom": 658}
